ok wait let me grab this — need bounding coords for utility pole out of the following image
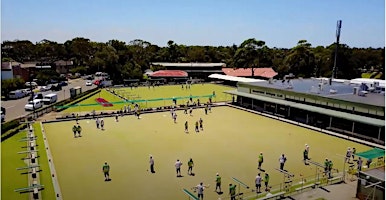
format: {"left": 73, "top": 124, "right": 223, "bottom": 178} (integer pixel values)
{"left": 330, "top": 20, "right": 342, "bottom": 85}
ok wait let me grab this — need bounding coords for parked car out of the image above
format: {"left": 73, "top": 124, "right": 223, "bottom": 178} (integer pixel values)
{"left": 21, "top": 88, "right": 32, "bottom": 96}
{"left": 9, "top": 90, "right": 25, "bottom": 99}
{"left": 28, "top": 93, "right": 44, "bottom": 101}
{"left": 25, "top": 82, "right": 38, "bottom": 87}
{"left": 86, "top": 81, "right": 92, "bottom": 86}
{"left": 59, "top": 81, "right": 68, "bottom": 86}
{"left": 51, "top": 84, "right": 62, "bottom": 91}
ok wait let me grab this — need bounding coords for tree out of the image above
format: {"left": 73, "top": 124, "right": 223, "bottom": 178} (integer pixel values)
{"left": 283, "top": 40, "right": 315, "bottom": 77}
{"left": 233, "top": 38, "right": 267, "bottom": 77}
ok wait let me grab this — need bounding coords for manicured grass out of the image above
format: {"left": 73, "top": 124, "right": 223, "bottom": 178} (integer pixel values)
{"left": 33, "top": 123, "right": 55, "bottom": 199}
{"left": 62, "top": 84, "right": 234, "bottom": 113}
{"left": 1, "top": 124, "right": 55, "bottom": 200}
{"left": 62, "top": 89, "right": 123, "bottom": 113}
{"left": 43, "top": 106, "right": 371, "bottom": 200}
{"left": 1, "top": 130, "right": 28, "bottom": 200}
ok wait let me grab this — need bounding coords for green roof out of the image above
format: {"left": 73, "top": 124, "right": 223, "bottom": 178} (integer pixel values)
{"left": 355, "top": 148, "right": 385, "bottom": 160}
{"left": 225, "top": 90, "right": 385, "bottom": 127}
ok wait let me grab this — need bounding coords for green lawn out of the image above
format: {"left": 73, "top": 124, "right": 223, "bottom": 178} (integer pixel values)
{"left": 62, "top": 84, "right": 234, "bottom": 113}
{"left": 1, "top": 131, "right": 28, "bottom": 200}
{"left": 33, "top": 123, "right": 55, "bottom": 199}
{"left": 1, "top": 124, "right": 55, "bottom": 200}
{"left": 43, "top": 106, "right": 371, "bottom": 200}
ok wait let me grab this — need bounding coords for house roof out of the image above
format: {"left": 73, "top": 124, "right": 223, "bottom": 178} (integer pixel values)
{"left": 222, "top": 68, "right": 278, "bottom": 78}
{"left": 150, "top": 70, "right": 188, "bottom": 77}
{"left": 1, "top": 61, "right": 22, "bottom": 70}
{"left": 151, "top": 62, "right": 225, "bottom": 68}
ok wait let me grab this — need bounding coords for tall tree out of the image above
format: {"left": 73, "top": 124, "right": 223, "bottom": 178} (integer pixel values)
{"left": 233, "top": 38, "right": 267, "bottom": 77}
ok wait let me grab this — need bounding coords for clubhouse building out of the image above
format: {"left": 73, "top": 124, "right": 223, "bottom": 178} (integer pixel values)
{"left": 219, "top": 77, "right": 385, "bottom": 145}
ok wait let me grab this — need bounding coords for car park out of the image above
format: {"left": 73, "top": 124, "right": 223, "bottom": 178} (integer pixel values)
{"left": 24, "top": 99, "right": 43, "bottom": 111}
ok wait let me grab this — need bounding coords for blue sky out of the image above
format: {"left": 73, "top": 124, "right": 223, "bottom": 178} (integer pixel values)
{"left": 1, "top": 0, "right": 385, "bottom": 48}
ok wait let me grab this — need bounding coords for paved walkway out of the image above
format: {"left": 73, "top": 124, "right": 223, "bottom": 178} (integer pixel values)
{"left": 289, "top": 179, "right": 359, "bottom": 200}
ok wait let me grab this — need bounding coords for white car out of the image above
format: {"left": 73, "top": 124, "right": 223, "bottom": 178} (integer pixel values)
{"left": 25, "top": 99, "right": 43, "bottom": 111}
{"left": 86, "top": 81, "right": 92, "bottom": 86}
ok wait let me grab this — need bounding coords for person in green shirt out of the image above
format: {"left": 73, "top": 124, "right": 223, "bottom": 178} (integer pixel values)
{"left": 324, "top": 158, "right": 329, "bottom": 175}
{"left": 229, "top": 183, "right": 237, "bottom": 200}
{"left": 102, "top": 162, "right": 110, "bottom": 181}
{"left": 258, "top": 152, "right": 264, "bottom": 170}
{"left": 72, "top": 125, "right": 77, "bottom": 138}
{"left": 327, "top": 160, "right": 333, "bottom": 178}
{"left": 188, "top": 158, "right": 194, "bottom": 175}
{"left": 215, "top": 173, "right": 222, "bottom": 193}
{"left": 195, "top": 121, "right": 199, "bottom": 133}
{"left": 264, "top": 173, "right": 270, "bottom": 191}
{"left": 77, "top": 125, "right": 82, "bottom": 137}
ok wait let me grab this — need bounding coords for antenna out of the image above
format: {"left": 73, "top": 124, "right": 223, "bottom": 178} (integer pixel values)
{"left": 330, "top": 20, "right": 342, "bottom": 85}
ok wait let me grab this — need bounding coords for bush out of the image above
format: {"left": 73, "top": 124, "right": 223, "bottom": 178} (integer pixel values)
{"left": 1, "top": 124, "right": 27, "bottom": 141}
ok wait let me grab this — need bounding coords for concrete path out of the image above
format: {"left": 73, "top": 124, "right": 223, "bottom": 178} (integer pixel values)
{"left": 289, "top": 180, "right": 359, "bottom": 200}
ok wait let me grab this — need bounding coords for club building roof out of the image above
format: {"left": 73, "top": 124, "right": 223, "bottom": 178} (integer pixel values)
{"left": 241, "top": 78, "right": 385, "bottom": 107}
{"left": 151, "top": 62, "right": 225, "bottom": 67}
{"left": 149, "top": 70, "right": 188, "bottom": 77}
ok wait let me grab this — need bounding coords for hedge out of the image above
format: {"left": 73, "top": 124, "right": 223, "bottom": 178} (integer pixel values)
{"left": 1, "top": 124, "right": 28, "bottom": 141}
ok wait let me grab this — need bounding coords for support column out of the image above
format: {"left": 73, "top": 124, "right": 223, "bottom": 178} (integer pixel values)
{"left": 252, "top": 99, "right": 254, "bottom": 109}
{"left": 352, "top": 122, "right": 355, "bottom": 133}
{"left": 329, "top": 116, "right": 332, "bottom": 128}
{"left": 378, "top": 127, "right": 381, "bottom": 140}
{"left": 306, "top": 114, "right": 309, "bottom": 124}
{"left": 275, "top": 104, "right": 278, "bottom": 113}
{"left": 288, "top": 107, "right": 291, "bottom": 118}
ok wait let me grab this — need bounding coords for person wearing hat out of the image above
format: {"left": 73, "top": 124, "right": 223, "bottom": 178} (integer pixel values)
{"left": 303, "top": 148, "right": 309, "bottom": 165}
{"left": 102, "top": 162, "right": 110, "bottom": 181}
{"left": 258, "top": 152, "right": 264, "bottom": 170}
{"left": 215, "top": 173, "right": 221, "bottom": 193}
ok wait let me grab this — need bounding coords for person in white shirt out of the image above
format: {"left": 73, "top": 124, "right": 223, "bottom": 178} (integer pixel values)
{"left": 255, "top": 173, "right": 262, "bottom": 193}
{"left": 345, "top": 147, "right": 352, "bottom": 163}
{"left": 279, "top": 154, "right": 287, "bottom": 170}
{"left": 175, "top": 159, "right": 183, "bottom": 177}
{"left": 196, "top": 182, "right": 205, "bottom": 200}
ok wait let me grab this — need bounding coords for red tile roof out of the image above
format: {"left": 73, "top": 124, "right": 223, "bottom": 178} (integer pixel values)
{"left": 150, "top": 70, "right": 188, "bottom": 77}
{"left": 222, "top": 68, "right": 278, "bottom": 78}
